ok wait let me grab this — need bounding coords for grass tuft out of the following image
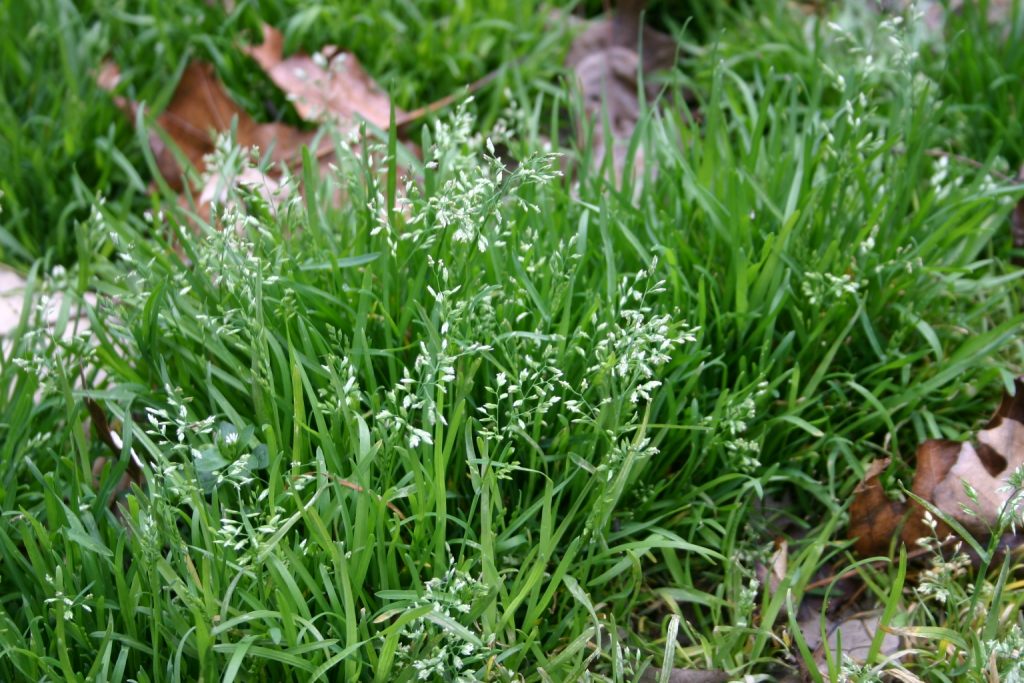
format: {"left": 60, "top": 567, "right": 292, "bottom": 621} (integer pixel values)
{"left": 2, "top": 0, "right": 1024, "bottom": 680}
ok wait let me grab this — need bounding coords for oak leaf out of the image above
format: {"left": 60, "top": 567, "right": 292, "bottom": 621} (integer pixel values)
{"left": 850, "top": 377, "right": 1024, "bottom": 556}
{"left": 98, "top": 60, "right": 313, "bottom": 192}
{"left": 244, "top": 24, "right": 402, "bottom": 132}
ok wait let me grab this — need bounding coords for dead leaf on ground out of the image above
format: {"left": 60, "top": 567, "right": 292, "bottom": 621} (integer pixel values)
{"left": 197, "top": 166, "right": 292, "bottom": 216}
{"left": 99, "top": 24, "right": 444, "bottom": 219}
{"left": 244, "top": 24, "right": 403, "bottom": 133}
{"left": 0, "top": 267, "right": 30, "bottom": 339}
{"left": 766, "top": 538, "right": 789, "bottom": 601}
{"left": 881, "top": 0, "right": 1018, "bottom": 33}
{"left": 798, "top": 610, "right": 903, "bottom": 677}
{"left": 98, "top": 60, "right": 313, "bottom": 192}
{"left": 849, "top": 376, "right": 1024, "bottom": 556}
{"left": 565, "top": 0, "right": 676, "bottom": 81}
{"left": 244, "top": 23, "right": 507, "bottom": 145}
{"left": 638, "top": 669, "right": 729, "bottom": 683}
{"left": 565, "top": 0, "right": 680, "bottom": 186}
{"left": 849, "top": 458, "right": 912, "bottom": 556}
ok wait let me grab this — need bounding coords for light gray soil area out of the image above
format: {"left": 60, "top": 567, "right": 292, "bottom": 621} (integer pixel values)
{"left": 0, "top": 268, "right": 26, "bottom": 336}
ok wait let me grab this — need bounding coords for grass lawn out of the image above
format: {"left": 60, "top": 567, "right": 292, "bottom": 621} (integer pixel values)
{"left": 2, "top": 0, "right": 1024, "bottom": 680}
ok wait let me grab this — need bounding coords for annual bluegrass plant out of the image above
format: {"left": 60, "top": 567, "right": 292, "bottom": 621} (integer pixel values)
{"left": 1, "top": 0, "right": 1024, "bottom": 681}
{"left": 0, "top": 102, "right": 708, "bottom": 680}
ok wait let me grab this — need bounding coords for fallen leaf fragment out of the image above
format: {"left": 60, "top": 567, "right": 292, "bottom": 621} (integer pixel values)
{"left": 849, "top": 458, "right": 910, "bottom": 556}
{"left": 565, "top": 0, "right": 680, "bottom": 185}
{"left": 798, "top": 610, "right": 902, "bottom": 677}
{"left": 881, "top": 0, "right": 1018, "bottom": 32}
{"left": 98, "top": 60, "right": 313, "bottom": 191}
{"left": 198, "top": 167, "right": 290, "bottom": 215}
{"left": 245, "top": 22, "right": 514, "bottom": 143}
{"left": 244, "top": 24, "right": 402, "bottom": 132}
{"left": 639, "top": 668, "right": 729, "bottom": 683}
{"left": 850, "top": 377, "right": 1024, "bottom": 556}
{"left": 0, "top": 267, "right": 28, "bottom": 338}
{"left": 755, "top": 537, "right": 790, "bottom": 616}
{"left": 565, "top": 0, "right": 677, "bottom": 80}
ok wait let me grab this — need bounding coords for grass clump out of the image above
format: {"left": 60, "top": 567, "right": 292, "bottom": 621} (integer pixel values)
{"left": 2, "top": 0, "right": 1024, "bottom": 681}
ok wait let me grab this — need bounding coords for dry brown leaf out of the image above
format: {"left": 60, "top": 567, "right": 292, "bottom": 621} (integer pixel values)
{"left": 850, "top": 377, "right": 1024, "bottom": 556}
{"left": 900, "top": 439, "right": 960, "bottom": 545}
{"left": 0, "top": 267, "right": 31, "bottom": 339}
{"left": 99, "top": 29, "right": 427, "bottom": 220}
{"left": 925, "top": 380, "right": 1024, "bottom": 532}
{"left": 767, "top": 538, "right": 788, "bottom": 598}
{"left": 98, "top": 60, "right": 314, "bottom": 191}
{"left": 566, "top": 0, "right": 679, "bottom": 185}
{"left": 96, "top": 60, "right": 125, "bottom": 98}
{"left": 196, "top": 166, "right": 295, "bottom": 219}
{"left": 244, "top": 24, "right": 401, "bottom": 133}
{"left": 881, "top": 0, "right": 1018, "bottom": 32}
{"left": 100, "top": 25, "right": 507, "bottom": 218}
{"left": 848, "top": 458, "right": 911, "bottom": 556}
{"left": 565, "top": 3, "right": 676, "bottom": 83}
{"left": 755, "top": 537, "right": 790, "bottom": 614}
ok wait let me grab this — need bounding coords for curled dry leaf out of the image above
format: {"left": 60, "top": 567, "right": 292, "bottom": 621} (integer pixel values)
{"left": 850, "top": 377, "right": 1024, "bottom": 556}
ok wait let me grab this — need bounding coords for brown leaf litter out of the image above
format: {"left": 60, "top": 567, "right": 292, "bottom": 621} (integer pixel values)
{"left": 243, "top": 24, "right": 401, "bottom": 133}
{"left": 98, "top": 59, "right": 314, "bottom": 193}
{"left": 244, "top": 24, "right": 504, "bottom": 138}
{"left": 565, "top": 0, "right": 679, "bottom": 186}
{"left": 99, "top": 23, "right": 420, "bottom": 219}
{"left": 747, "top": 499, "right": 909, "bottom": 677}
{"left": 850, "top": 376, "right": 1024, "bottom": 557}
{"left": 98, "top": 22, "right": 519, "bottom": 220}
{"left": 639, "top": 669, "right": 729, "bottom": 683}
{"left": 798, "top": 609, "right": 903, "bottom": 678}
{"left": 880, "top": 0, "right": 1020, "bottom": 33}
